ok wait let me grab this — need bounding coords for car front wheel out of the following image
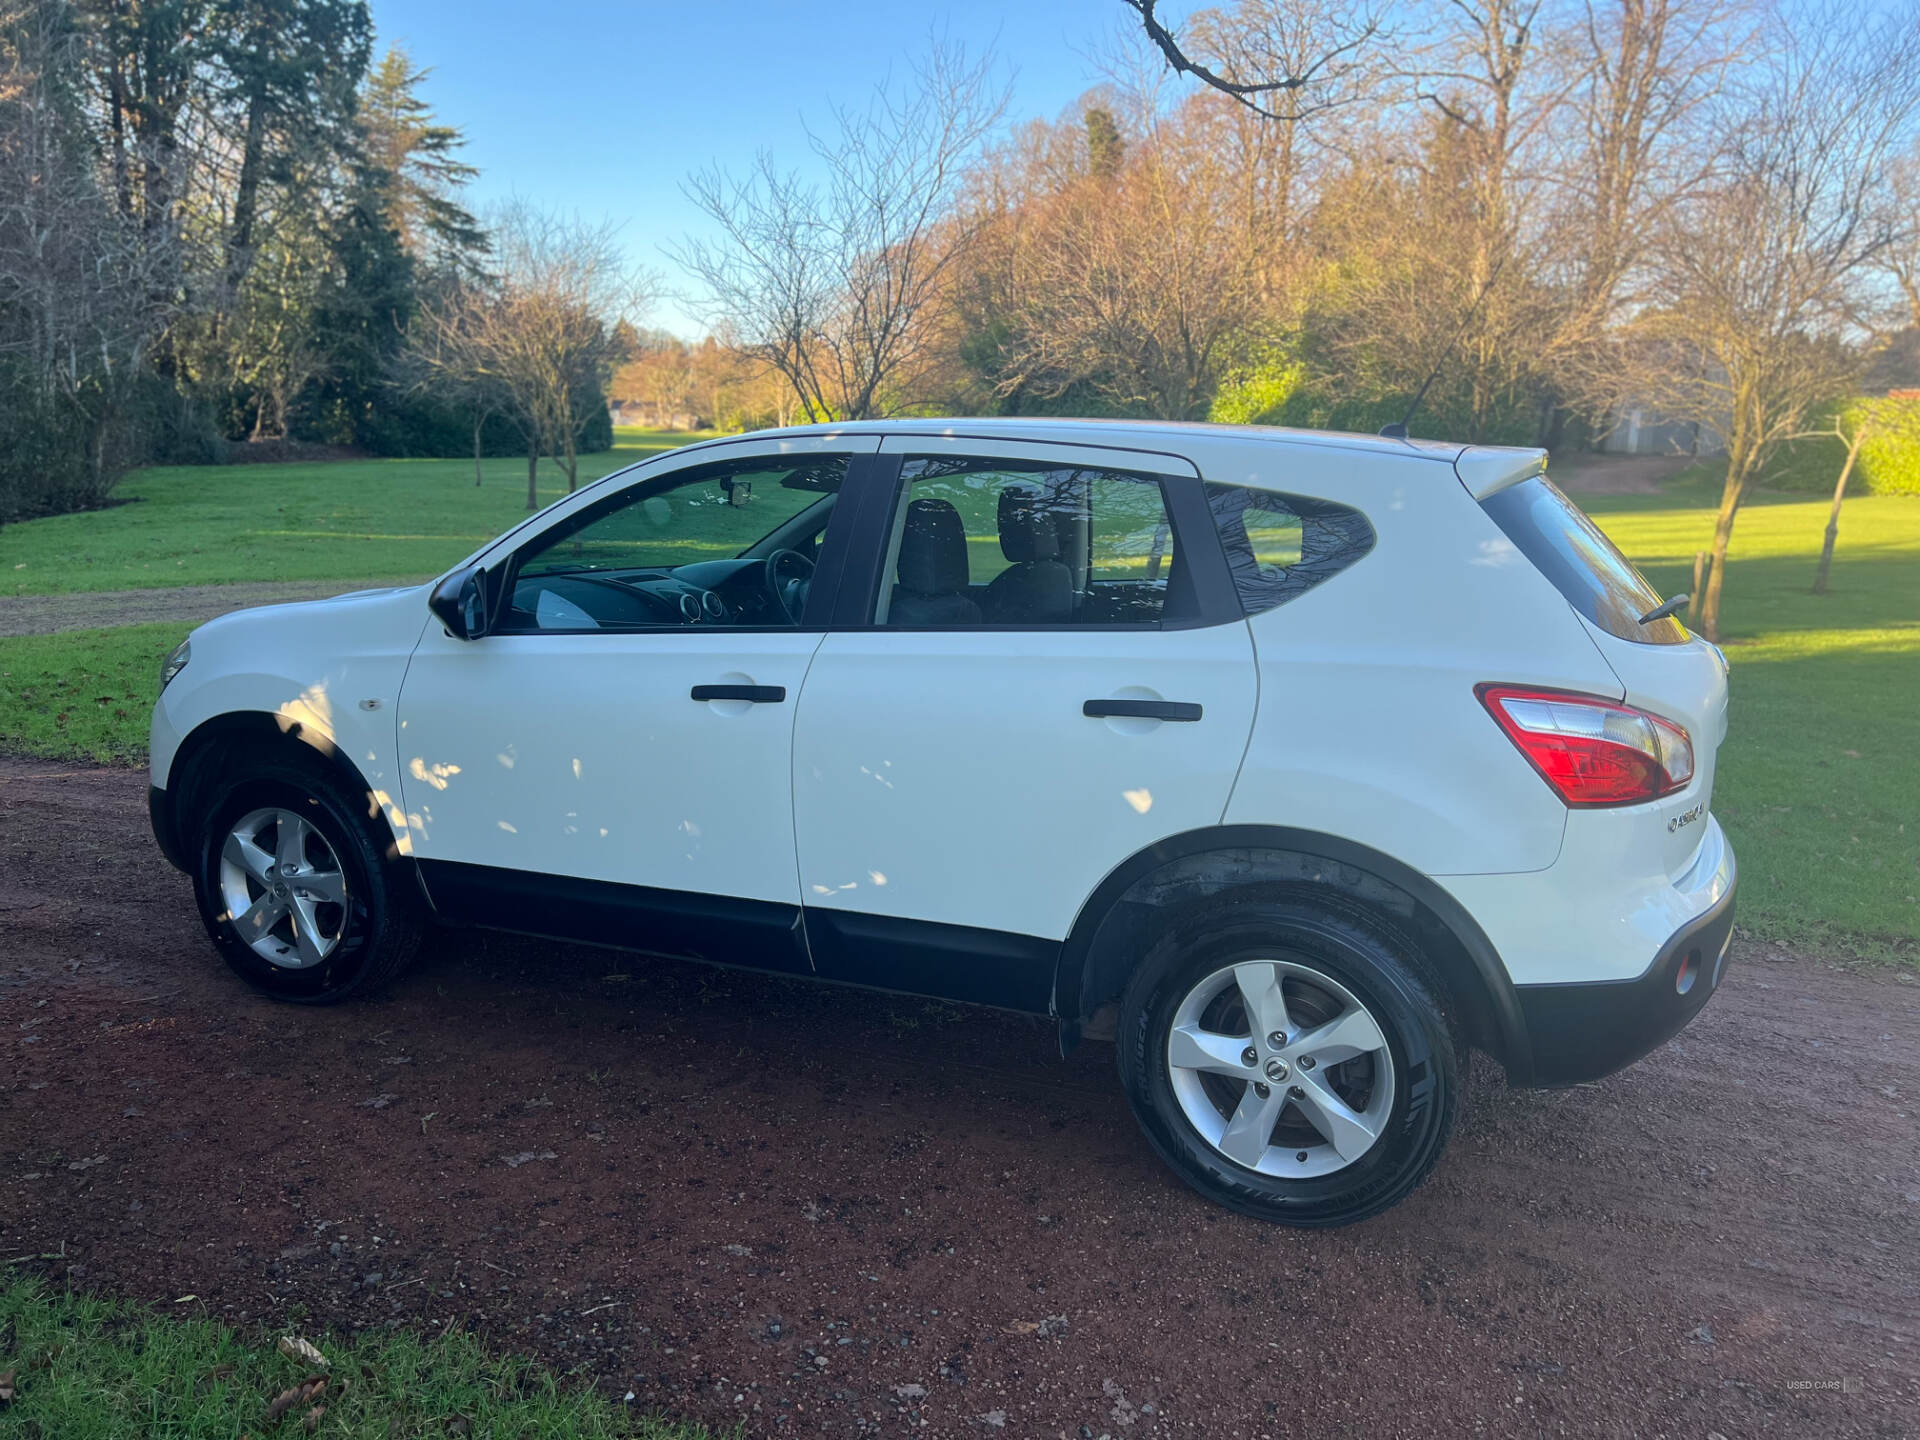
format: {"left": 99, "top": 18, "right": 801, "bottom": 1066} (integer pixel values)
{"left": 191, "top": 759, "right": 423, "bottom": 1003}
{"left": 1117, "top": 899, "right": 1458, "bottom": 1226}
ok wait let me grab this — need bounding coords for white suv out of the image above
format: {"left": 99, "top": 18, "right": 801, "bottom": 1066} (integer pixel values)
{"left": 149, "top": 420, "right": 1735, "bottom": 1225}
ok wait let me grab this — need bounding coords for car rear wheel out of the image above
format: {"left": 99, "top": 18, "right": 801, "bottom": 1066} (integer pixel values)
{"left": 1117, "top": 899, "right": 1457, "bottom": 1226}
{"left": 191, "top": 759, "right": 423, "bottom": 1003}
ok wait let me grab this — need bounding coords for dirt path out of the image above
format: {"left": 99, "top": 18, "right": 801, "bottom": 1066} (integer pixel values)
{"left": 1550, "top": 452, "right": 1702, "bottom": 494}
{"left": 2, "top": 761, "right": 1915, "bottom": 1438}
{"left": 0, "top": 579, "right": 417, "bottom": 637}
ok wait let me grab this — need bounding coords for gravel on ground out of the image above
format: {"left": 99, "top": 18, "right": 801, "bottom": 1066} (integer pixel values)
{"left": 0, "top": 579, "right": 418, "bottom": 637}
{"left": 2, "top": 760, "right": 1914, "bottom": 1438}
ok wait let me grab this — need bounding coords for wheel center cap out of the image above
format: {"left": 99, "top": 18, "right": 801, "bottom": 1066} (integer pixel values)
{"left": 1264, "top": 1058, "right": 1290, "bottom": 1083}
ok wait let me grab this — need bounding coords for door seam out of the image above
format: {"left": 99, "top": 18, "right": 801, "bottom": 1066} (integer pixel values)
{"left": 1219, "top": 618, "right": 1261, "bottom": 824}
{"left": 787, "top": 630, "right": 830, "bottom": 971}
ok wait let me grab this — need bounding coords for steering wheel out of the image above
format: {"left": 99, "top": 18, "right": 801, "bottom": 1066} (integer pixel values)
{"left": 765, "top": 549, "right": 816, "bottom": 624}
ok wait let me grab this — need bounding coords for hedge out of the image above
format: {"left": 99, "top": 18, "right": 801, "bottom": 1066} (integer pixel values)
{"left": 1766, "top": 397, "right": 1920, "bottom": 497}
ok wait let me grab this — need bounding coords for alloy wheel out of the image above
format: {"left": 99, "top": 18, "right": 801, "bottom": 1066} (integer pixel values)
{"left": 217, "top": 806, "right": 349, "bottom": 969}
{"left": 1166, "top": 959, "right": 1396, "bottom": 1179}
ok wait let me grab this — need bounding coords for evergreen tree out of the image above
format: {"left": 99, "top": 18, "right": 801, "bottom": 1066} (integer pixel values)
{"left": 359, "top": 44, "right": 486, "bottom": 265}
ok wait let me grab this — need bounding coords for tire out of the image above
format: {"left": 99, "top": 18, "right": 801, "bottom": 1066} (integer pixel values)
{"left": 190, "top": 756, "right": 424, "bottom": 1004}
{"left": 1117, "top": 898, "right": 1458, "bottom": 1227}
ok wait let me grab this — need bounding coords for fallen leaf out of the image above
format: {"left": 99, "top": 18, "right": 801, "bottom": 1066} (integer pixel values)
{"left": 445, "top": 1417, "right": 473, "bottom": 1436}
{"left": 0, "top": 1368, "right": 16, "bottom": 1403}
{"left": 301, "top": 1403, "right": 326, "bottom": 1431}
{"left": 266, "top": 1385, "right": 304, "bottom": 1421}
{"left": 277, "top": 1335, "right": 329, "bottom": 1369}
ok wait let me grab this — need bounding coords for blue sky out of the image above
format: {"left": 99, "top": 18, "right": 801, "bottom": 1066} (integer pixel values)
{"left": 371, "top": 0, "right": 1126, "bottom": 333}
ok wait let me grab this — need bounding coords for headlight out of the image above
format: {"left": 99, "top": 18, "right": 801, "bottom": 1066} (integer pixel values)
{"left": 160, "top": 638, "right": 191, "bottom": 692}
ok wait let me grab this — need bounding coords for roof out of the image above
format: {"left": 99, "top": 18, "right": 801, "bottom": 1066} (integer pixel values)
{"left": 703, "top": 417, "right": 1548, "bottom": 497}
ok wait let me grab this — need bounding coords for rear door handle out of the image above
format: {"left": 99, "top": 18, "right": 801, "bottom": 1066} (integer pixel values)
{"left": 1083, "top": 699, "right": 1202, "bottom": 722}
{"left": 691, "top": 684, "right": 786, "bottom": 703}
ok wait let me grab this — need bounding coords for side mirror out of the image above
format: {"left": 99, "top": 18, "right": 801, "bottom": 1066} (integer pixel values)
{"left": 429, "top": 565, "right": 491, "bottom": 640}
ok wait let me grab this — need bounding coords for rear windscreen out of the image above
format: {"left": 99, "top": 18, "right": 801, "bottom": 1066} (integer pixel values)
{"left": 1481, "top": 476, "right": 1688, "bottom": 645}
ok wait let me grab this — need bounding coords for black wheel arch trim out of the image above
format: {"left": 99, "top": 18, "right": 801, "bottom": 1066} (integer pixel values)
{"left": 1054, "top": 824, "right": 1534, "bottom": 1084}
{"left": 151, "top": 711, "right": 407, "bottom": 876}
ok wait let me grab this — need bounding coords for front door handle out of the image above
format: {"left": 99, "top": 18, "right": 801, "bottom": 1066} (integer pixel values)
{"left": 691, "top": 684, "right": 786, "bottom": 703}
{"left": 1083, "top": 699, "right": 1202, "bottom": 722}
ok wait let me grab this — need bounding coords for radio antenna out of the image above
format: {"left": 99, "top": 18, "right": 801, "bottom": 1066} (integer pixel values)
{"left": 1379, "top": 254, "right": 1508, "bottom": 440}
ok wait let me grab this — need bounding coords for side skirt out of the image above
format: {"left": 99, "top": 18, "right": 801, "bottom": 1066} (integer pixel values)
{"left": 415, "top": 859, "right": 812, "bottom": 976}
{"left": 805, "top": 908, "right": 1058, "bottom": 1014}
{"left": 412, "top": 860, "right": 1061, "bottom": 1015}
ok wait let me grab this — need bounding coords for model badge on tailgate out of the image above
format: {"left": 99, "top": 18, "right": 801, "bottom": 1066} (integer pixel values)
{"left": 1667, "top": 802, "right": 1704, "bottom": 833}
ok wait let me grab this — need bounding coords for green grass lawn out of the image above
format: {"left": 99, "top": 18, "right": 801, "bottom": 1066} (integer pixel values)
{"left": 0, "top": 428, "right": 713, "bottom": 597}
{"left": 0, "top": 1280, "right": 718, "bottom": 1439}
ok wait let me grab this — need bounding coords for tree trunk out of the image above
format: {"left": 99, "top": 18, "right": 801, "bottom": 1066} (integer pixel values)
{"left": 562, "top": 426, "right": 578, "bottom": 492}
{"left": 225, "top": 90, "right": 270, "bottom": 293}
{"left": 1697, "top": 464, "right": 1747, "bottom": 642}
{"left": 525, "top": 435, "right": 540, "bottom": 511}
{"left": 1813, "top": 434, "right": 1863, "bottom": 595}
{"left": 473, "top": 415, "right": 485, "bottom": 487}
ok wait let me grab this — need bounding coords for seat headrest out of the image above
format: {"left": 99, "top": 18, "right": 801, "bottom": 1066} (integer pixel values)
{"left": 997, "top": 485, "right": 1061, "bottom": 563}
{"left": 897, "top": 497, "right": 971, "bottom": 594}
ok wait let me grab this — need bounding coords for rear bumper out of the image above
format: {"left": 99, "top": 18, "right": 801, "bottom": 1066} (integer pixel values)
{"left": 1512, "top": 868, "right": 1736, "bottom": 1086}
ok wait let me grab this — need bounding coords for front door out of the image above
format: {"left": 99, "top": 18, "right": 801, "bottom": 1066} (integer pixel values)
{"left": 790, "top": 437, "right": 1259, "bottom": 1009}
{"left": 397, "top": 438, "right": 877, "bottom": 972}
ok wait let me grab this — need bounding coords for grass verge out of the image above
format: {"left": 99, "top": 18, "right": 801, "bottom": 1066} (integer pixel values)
{"left": 0, "top": 1280, "right": 719, "bottom": 1439}
{"left": 0, "top": 622, "right": 186, "bottom": 765}
{"left": 0, "top": 429, "right": 712, "bottom": 597}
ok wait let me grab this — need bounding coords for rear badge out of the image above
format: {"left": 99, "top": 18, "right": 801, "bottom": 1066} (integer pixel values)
{"left": 1667, "top": 802, "right": 1704, "bottom": 834}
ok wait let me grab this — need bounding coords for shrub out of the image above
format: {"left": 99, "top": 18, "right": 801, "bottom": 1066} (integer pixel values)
{"left": 1766, "top": 397, "right": 1920, "bottom": 496}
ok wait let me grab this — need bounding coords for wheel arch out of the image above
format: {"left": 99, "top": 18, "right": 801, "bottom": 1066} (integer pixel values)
{"left": 1055, "top": 825, "right": 1533, "bottom": 1083}
{"left": 153, "top": 711, "right": 408, "bottom": 872}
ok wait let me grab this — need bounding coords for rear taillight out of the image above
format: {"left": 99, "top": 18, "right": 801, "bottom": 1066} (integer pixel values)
{"left": 1477, "top": 684, "right": 1694, "bottom": 807}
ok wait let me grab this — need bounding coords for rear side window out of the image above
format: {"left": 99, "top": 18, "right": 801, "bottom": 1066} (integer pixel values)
{"left": 1480, "top": 477, "right": 1686, "bottom": 645}
{"left": 1205, "top": 484, "right": 1375, "bottom": 617}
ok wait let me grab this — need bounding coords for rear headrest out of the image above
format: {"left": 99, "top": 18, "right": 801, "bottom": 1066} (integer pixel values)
{"left": 997, "top": 485, "right": 1061, "bottom": 563}
{"left": 897, "top": 497, "right": 971, "bottom": 594}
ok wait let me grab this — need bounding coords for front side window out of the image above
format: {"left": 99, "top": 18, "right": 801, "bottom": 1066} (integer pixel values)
{"left": 503, "top": 455, "right": 846, "bottom": 631}
{"left": 875, "top": 456, "right": 1183, "bottom": 628}
{"left": 1205, "top": 484, "right": 1375, "bottom": 616}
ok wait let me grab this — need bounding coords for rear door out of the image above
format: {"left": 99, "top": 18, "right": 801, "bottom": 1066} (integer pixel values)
{"left": 789, "top": 436, "right": 1257, "bottom": 1010}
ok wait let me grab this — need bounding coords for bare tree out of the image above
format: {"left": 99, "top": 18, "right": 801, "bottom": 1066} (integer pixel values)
{"left": 1880, "top": 144, "right": 1920, "bottom": 330}
{"left": 1614, "top": 8, "right": 1920, "bottom": 639}
{"left": 0, "top": 0, "right": 175, "bottom": 514}
{"left": 1555, "top": 0, "right": 1739, "bottom": 340}
{"left": 1121, "top": 0, "right": 1382, "bottom": 122}
{"left": 674, "top": 40, "right": 1007, "bottom": 422}
{"left": 413, "top": 205, "right": 653, "bottom": 508}
{"left": 1792, "top": 398, "right": 1920, "bottom": 595}
{"left": 976, "top": 107, "right": 1259, "bottom": 418}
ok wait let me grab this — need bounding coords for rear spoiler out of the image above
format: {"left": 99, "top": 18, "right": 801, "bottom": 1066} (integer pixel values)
{"left": 1454, "top": 445, "right": 1548, "bottom": 500}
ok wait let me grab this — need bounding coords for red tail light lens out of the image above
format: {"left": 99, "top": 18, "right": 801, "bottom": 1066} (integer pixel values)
{"left": 1476, "top": 684, "right": 1694, "bottom": 807}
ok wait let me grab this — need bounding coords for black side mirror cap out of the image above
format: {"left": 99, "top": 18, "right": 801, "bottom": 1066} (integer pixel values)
{"left": 428, "top": 565, "right": 490, "bottom": 639}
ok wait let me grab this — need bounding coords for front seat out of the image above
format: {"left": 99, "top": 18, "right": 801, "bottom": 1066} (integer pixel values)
{"left": 984, "top": 485, "right": 1073, "bottom": 624}
{"left": 888, "top": 498, "right": 982, "bottom": 626}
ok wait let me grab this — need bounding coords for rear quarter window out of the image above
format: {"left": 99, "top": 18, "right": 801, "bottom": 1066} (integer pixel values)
{"left": 1205, "top": 484, "right": 1375, "bottom": 616}
{"left": 1480, "top": 476, "right": 1687, "bottom": 645}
